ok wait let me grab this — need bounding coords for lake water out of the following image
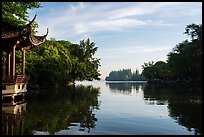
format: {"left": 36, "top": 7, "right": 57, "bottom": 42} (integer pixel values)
{"left": 2, "top": 80, "right": 202, "bottom": 135}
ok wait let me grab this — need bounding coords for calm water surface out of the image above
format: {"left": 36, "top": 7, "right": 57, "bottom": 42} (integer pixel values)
{"left": 2, "top": 80, "right": 202, "bottom": 135}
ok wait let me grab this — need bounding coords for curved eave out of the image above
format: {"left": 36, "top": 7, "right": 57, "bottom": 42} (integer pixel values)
{"left": 29, "top": 28, "right": 48, "bottom": 47}
{"left": 29, "top": 35, "right": 46, "bottom": 46}
{"left": 2, "top": 27, "right": 31, "bottom": 39}
{"left": 2, "top": 15, "right": 48, "bottom": 51}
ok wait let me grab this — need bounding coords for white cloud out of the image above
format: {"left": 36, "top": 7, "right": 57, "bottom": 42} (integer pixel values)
{"left": 72, "top": 18, "right": 147, "bottom": 35}
{"left": 33, "top": 2, "right": 201, "bottom": 39}
{"left": 70, "top": 2, "right": 85, "bottom": 10}
{"left": 138, "top": 46, "right": 172, "bottom": 53}
{"left": 97, "top": 45, "right": 172, "bottom": 60}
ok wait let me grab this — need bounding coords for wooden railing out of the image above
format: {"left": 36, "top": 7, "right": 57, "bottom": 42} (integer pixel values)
{"left": 2, "top": 75, "right": 29, "bottom": 84}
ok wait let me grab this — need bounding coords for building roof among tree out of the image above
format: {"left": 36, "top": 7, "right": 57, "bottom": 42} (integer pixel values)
{"left": 2, "top": 15, "right": 48, "bottom": 52}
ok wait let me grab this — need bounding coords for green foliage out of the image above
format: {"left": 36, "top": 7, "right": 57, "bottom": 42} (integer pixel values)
{"left": 142, "top": 61, "right": 170, "bottom": 81}
{"left": 184, "top": 23, "right": 202, "bottom": 41}
{"left": 142, "top": 23, "right": 202, "bottom": 83}
{"left": 167, "top": 24, "right": 202, "bottom": 82}
{"left": 2, "top": 2, "right": 42, "bottom": 32}
{"left": 67, "top": 38, "right": 101, "bottom": 82}
{"left": 141, "top": 61, "right": 154, "bottom": 69}
{"left": 15, "top": 38, "right": 101, "bottom": 87}
{"left": 15, "top": 40, "right": 72, "bottom": 87}
{"left": 105, "top": 68, "right": 146, "bottom": 81}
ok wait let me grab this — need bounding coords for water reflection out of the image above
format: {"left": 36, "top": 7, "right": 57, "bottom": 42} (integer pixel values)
{"left": 106, "top": 82, "right": 146, "bottom": 95}
{"left": 2, "top": 84, "right": 101, "bottom": 135}
{"left": 2, "top": 99, "right": 26, "bottom": 135}
{"left": 144, "top": 84, "right": 202, "bottom": 135}
{"left": 106, "top": 82, "right": 202, "bottom": 135}
{"left": 2, "top": 82, "right": 202, "bottom": 135}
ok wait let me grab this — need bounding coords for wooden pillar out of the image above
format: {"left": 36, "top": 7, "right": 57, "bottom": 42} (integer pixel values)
{"left": 12, "top": 45, "right": 16, "bottom": 76}
{"left": 7, "top": 53, "right": 11, "bottom": 76}
{"left": 2, "top": 55, "right": 6, "bottom": 78}
{"left": 21, "top": 49, "right": 26, "bottom": 75}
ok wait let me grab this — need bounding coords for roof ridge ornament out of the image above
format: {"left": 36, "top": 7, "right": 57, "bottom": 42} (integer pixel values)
{"left": 44, "top": 28, "right": 49, "bottom": 37}
{"left": 26, "top": 14, "right": 37, "bottom": 27}
{"left": 2, "top": 14, "right": 48, "bottom": 51}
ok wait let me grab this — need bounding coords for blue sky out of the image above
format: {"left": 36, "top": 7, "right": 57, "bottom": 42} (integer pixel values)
{"left": 28, "top": 2, "right": 202, "bottom": 80}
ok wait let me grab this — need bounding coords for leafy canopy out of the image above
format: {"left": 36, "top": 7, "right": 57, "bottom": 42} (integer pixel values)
{"left": 2, "top": 2, "right": 42, "bottom": 32}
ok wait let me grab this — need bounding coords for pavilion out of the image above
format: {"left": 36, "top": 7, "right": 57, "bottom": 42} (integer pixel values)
{"left": 2, "top": 15, "right": 48, "bottom": 101}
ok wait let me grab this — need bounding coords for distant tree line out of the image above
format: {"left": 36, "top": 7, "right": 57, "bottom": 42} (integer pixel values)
{"left": 105, "top": 69, "right": 147, "bottom": 81}
{"left": 141, "top": 23, "right": 202, "bottom": 83}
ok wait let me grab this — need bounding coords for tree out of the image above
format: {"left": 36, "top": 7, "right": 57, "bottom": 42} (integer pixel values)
{"left": 153, "top": 61, "right": 170, "bottom": 80}
{"left": 167, "top": 24, "right": 202, "bottom": 82}
{"left": 142, "top": 23, "right": 202, "bottom": 83}
{"left": 167, "top": 40, "right": 191, "bottom": 81}
{"left": 141, "top": 62, "right": 156, "bottom": 80}
{"left": 15, "top": 40, "right": 73, "bottom": 87}
{"left": 184, "top": 23, "right": 202, "bottom": 41}
{"left": 2, "top": 2, "right": 42, "bottom": 32}
{"left": 105, "top": 68, "right": 146, "bottom": 81}
{"left": 15, "top": 38, "right": 101, "bottom": 87}
{"left": 68, "top": 38, "right": 101, "bottom": 82}
{"left": 141, "top": 61, "right": 154, "bottom": 69}
{"left": 80, "top": 38, "right": 98, "bottom": 60}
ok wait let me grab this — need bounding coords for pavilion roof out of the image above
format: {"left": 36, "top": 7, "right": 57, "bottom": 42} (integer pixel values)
{"left": 2, "top": 15, "right": 48, "bottom": 52}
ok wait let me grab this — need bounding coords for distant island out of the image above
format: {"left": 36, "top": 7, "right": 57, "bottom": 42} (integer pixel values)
{"left": 105, "top": 69, "right": 147, "bottom": 81}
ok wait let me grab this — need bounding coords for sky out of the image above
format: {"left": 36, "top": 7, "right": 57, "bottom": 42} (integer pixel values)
{"left": 28, "top": 2, "right": 202, "bottom": 80}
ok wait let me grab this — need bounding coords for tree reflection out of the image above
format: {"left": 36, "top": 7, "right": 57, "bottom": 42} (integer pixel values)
{"left": 10, "top": 84, "right": 100, "bottom": 135}
{"left": 143, "top": 83, "right": 202, "bottom": 135}
{"left": 106, "top": 82, "right": 145, "bottom": 95}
